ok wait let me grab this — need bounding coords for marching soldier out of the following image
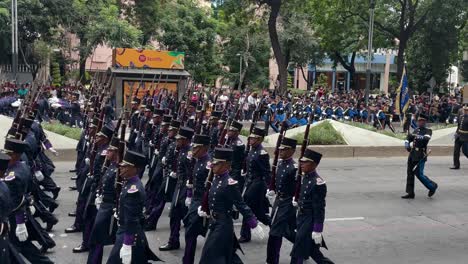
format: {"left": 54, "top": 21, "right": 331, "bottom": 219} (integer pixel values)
{"left": 145, "top": 119, "right": 180, "bottom": 230}
{"left": 222, "top": 120, "right": 246, "bottom": 190}
{"left": 159, "top": 127, "right": 194, "bottom": 251}
{"left": 182, "top": 134, "right": 211, "bottom": 264}
{"left": 402, "top": 114, "right": 438, "bottom": 199}
{"left": 86, "top": 137, "right": 120, "bottom": 264}
{"left": 127, "top": 98, "right": 141, "bottom": 150}
{"left": 265, "top": 137, "right": 298, "bottom": 264}
{"left": 208, "top": 111, "right": 222, "bottom": 152}
{"left": 198, "top": 147, "right": 265, "bottom": 264}
{"left": 147, "top": 108, "right": 165, "bottom": 178}
{"left": 239, "top": 127, "right": 271, "bottom": 243}
{"left": 290, "top": 148, "right": 334, "bottom": 264}
{"left": 106, "top": 151, "right": 161, "bottom": 264}
{"left": 3, "top": 139, "right": 54, "bottom": 263}
{"left": 403, "top": 99, "right": 416, "bottom": 133}
{"left": 451, "top": 104, "right": 468, "bottom": 169}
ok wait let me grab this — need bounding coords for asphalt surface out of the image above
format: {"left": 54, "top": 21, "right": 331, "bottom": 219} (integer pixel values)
{"left": 35, "top": 156, "right": 468, "bottom": 264}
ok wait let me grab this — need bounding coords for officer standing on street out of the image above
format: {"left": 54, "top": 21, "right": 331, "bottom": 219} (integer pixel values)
{"left": 266, "top": 137, "right": 298, "bottom": 264}
{"left": 402, "top": 114, "right": 438, "bottom": 199}
{"left": 450, "top": 103, "right": 468, "bottom": 169}
{"left": 290, "top": 148, "right": 334, "bottom": 264}
{"left": 182, "top": 134, "right": 211, "bottom": 264}
{"left": 198, "top": 147, "right": 265, "bottom": 264}
{"left": 239, "top": 127, "right": 271, "bottom": 243}
{"left": 106, "top": 150, "right": 161, "bottom": 264}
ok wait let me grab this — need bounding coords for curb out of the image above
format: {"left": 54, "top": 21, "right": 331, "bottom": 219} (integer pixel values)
{"left": 52, "top": 145, "right": 454, "bottom": 162}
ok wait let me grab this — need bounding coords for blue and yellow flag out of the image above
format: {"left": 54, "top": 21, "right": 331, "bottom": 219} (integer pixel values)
{"left": 395, "top": 66, "right": 410, "bottom": 115}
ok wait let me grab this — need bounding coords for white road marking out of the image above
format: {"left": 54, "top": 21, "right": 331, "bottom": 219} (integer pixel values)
{"left": 60, "top": 234, "right": 68, "bottom": 237}
{"left": 326, "top": 217, "right": 365, "bottom": 222}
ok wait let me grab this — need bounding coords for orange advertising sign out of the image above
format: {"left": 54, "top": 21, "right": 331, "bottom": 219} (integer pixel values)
{"left": 123, "top": 81, "right": 177, "bottom": 105}
{"left": 113, "top": 48, "right": 185, "bottom": 70}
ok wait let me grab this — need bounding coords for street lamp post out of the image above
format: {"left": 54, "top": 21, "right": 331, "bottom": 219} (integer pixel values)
{"left": 11, "top": 0, "right": 18, "bottom": 80}
{"left": 364, "top": 0, "right": 376, "bottom": 106}
{"left": 236, "top": 53, "right": 242, "bottom": 90}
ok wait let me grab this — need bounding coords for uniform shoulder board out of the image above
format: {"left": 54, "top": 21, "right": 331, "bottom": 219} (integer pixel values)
{"left": 101, "top": 149, "right": 108, "bottom": 156}
{"left": 228, "top": 178, "right": 238, "bottom": 185}
{"left": 236, "top": 139, "right": 244, "bottom": 146}
{"left": 5, "top": 171, "right": 15, "bottom": 181}
{"left": 316, "top": 176, "right": 326, "bottom": 185}
{"left": 134, "top": 110, "right": 140, "bottom": 114}
{"left": 206, "top": 161, "right": 212, "bottom": 170}
{"left": 293, "top": 163, "right": 298, "bottom": 169}
{"left": 187, "top": 151, "right": 193, "bottom": 159}
{"left": 128, "top": 184, "right": 139, "bottom": 194}
{"left": 260, "top": 149, "right": 269, "bottom": 155}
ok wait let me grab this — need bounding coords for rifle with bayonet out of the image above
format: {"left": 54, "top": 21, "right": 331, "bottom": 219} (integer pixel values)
{"left": 293, "top": 111, "right": 314, "bottom": 203}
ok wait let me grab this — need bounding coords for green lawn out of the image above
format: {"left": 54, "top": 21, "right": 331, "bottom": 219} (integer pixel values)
{"left": 294, "top": 121, "right": 346, "bottom": 145}
{"left": 42, "top": 122, "right": 82, "bottom": 140}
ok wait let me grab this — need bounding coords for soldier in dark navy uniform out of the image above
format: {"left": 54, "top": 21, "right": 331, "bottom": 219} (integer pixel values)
{"left": 159, "top": 127, "right": 194, "bottom": 251}
{"left": 208, "top": 111, "right": 222, "bottom": 151}
{"left": 198, "top": 147, "right": 265, "bottom": 264}
{"left": 222, "top": 120, "right": 246, "bottom": 191}
{"left": 73, "top": 125, "right": 113, "bottom": 253}
{"left": 87, "top": 137, "right": 120, "bottom": 264}
{"left": 290, "top": 148, "right": 334, "bottom": 264}
{"left": 182, "top": 134, "right": 210, "bottom": 264}
{"left": 3, "top": 139, "right": 54, "bottom": 263}
{"left": 70, "top": 92, "right": 82, "bottom": 128}
{"left": 0, "top": 152, "right": 24, "bottom": 264}
{"left": 145, "top": 119, "right": 180, "bottom": 230}
{"left": 135, "top": 104, "right": 153, "bottom": 154}
{"left": 147, "top": 108, "right": 164, "bottom": 178}
{"left": 127, "top": 98, "right": 141, "bottom": 150}
{"left": 106, "top": 151, "right": 161, "bottom": 264}
{"left": 402, "top": 114, "right": 438, "bottom": 199}
{"left": 265, "top": 137, "right": 298, "bottom": 264}
{"left": 239, "top": 127, "right": 271, "bottom": 243}
{"left": 451, "top": 104, "right": 468, "bottom": 169}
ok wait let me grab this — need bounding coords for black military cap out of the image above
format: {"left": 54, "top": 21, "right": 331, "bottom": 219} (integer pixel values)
{"left": 131, "top": 97, "right": 141, "bottom": 104}
{"left": 176, "top": 127, "right": 194, "bottom": 140}
{"left": 169, "top": 120, "right": 181, "bottom": 130}
{"left": 196, "top": 105, "right": 203, "bottom": 112}
{"left": 418, "top": 113, "right": 428, "bottom": 120}
{"left": 210, "top": 111, "right": 222, "bottom": 119}
{"left": 90, "top": 117, "right": 100, "bottom": 128}
{"left": 0, "top": 152, "right": 11, "bottom": 171}
{"left": 279, "top": 137, "right": 297, "bottom": 150}
{"left": 192, "top": 134, "right": 210, "bottom": 147}
{"left": 108, "top": 137, "right": 120, "bottom": 150}
{"left": 161, "top": 115, "right": 172, "bottom": 125}
{"left": 153, "top": 109, "right": 165, "bottom": 117}
{"left": 28, "top": 110, "right": 38, "bottom": 119}
{"left": 145, "top": 105, "right": 154, "bottom": 112}
{"left": 97, "top": 125, "right": 114, "bottom": 139}
{"left": 21, "top": 118, "right": 34, "bottom": 129}
{"left": 229, "top": 120, "right": 243, "bottom": 131}
{"left": 189, "top": 102, "right": 197, "bottom": 108}
{"left": 120, "top": 150, "right": 146, "bottom": 168}
{"left": 4, "top": 138, "right": 27, "bottom": 154}
{"left": 6, "top": 127, "right": 17, "bottom": 138}
{"left": 212, "top": 147, "right": 233, "bottom": 164}
{"left": 219, "top": 115, "right": 228, "bottom": 124}
{"left": 249, "top": 127, "right": 266, "bottom": 138}
{"left": 300, "top": 148, "right": 322, "bottom": 164}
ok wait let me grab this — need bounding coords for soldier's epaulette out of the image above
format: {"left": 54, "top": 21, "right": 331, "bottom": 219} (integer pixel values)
{"left": 228, "top": 178, "right": 238, "bottom": 185}
{"left": 187, "top": 151, "right": 193, "bottom": 159}
{"left": 128, "top": 185, "right": 139, "bottom": 194}
{"left": 236, "top": 139, "right": 244, "bottom": 146}
{"left": 5, "top": 171, "right": 15, "bottom": 181}
{"left": 316, "top": 176, "right": 326, "bottom": 185}
{"left": 260, "top": 149, "right": 268, "bottom": 155}
{"left": 101, "top": 150, "right": 108, "bottom": 156}
{"left": 134, "top": 110, "right": 140, "bottom": 114}
{"left": 293, "top": 163, "right": 298, "bottom": 169}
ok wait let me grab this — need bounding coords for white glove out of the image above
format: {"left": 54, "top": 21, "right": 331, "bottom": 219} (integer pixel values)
{"left": 49, "top": 147, "right": 59, "bottom": 156}
{"left": 85, "top": 157, "right": 90, "bottom": 166}
{"left": 154, "top": 149, "right": 159, "bottom": 156}
{"left": 95, "top": 195, "right": 103, "bottom": 210}
{"left": 265, "top": 190, "right": 276, "bottom": 205}
{"left": 16, "top": 223, "right": 28, "bottom": 242}
{"left": 34, "top": 171, "right": 44, "bottom": 182}
{"left": 169, "top": 172, "right": 177, "bottom": 179}
{"left": 120, "top": 244, "right": 132, "bottom": 264}
{"left": 241, "top": 171, "right": 247, "bottom": 177}
{"left": 252, "top": 223, "right": 266, "bottom": 240}
{"left": 292, "top": 197, "right": 298, "bottom": 207}
{"left": 197, "top": 206, "right": 208, "bottom": 218}
{"left": 161, "top": 156, "right": 167, "bottom": 165}
{"left": 185, "top": 197, "right": 192, "bottom": 207}
{"left": 312, "top": 232, "right": 323, "bottom": 245}
{"left": 29, "top": 205, "right": 36, "bottom": 215}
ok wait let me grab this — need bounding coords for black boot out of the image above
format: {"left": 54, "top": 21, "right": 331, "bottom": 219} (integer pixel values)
{"left": 401, "top": 193, "right": 415, "bottom": 199}
{"left": 159, "top": 242, "right": 180, "bottom": 251}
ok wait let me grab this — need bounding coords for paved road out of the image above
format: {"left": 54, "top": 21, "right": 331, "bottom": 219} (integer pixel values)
{"left": 37, "top": 157, "right": 468, "bottom": 264}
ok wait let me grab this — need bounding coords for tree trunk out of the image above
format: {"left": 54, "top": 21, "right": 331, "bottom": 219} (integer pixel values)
{"left": 396, "top": 38, "right": 407, "bottom": 81}
{"left": 267, "top": 0, "right": 287, "bottom": 95}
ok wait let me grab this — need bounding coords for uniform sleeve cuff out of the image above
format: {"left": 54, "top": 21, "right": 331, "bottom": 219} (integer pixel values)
{"left": 313, "top": 223, "right": 323, "bottom": 232}
{"left": 247, "top": 217, "right": 258, "bottom": 229}
{"left": 15, "top": 213, "right": 25, "bottom": 224}
{"left": 186, "top": 189, "right": 193, "bottom": 198}
{"left": 44, "top": 140, "right": 52, "bottom": 149}
{"left": 123, "top": 233, "right": 134, "bottom": 246}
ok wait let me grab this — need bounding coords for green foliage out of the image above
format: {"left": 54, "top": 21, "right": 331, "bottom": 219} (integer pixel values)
{"left": 42, "top": 122, "right": 81, "bottom": 140}
{"left": 51, "top": 61, "right": 61, "bottom": 87}
{"left": 294, "top": 121, "right": 346, "bottom": 145}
